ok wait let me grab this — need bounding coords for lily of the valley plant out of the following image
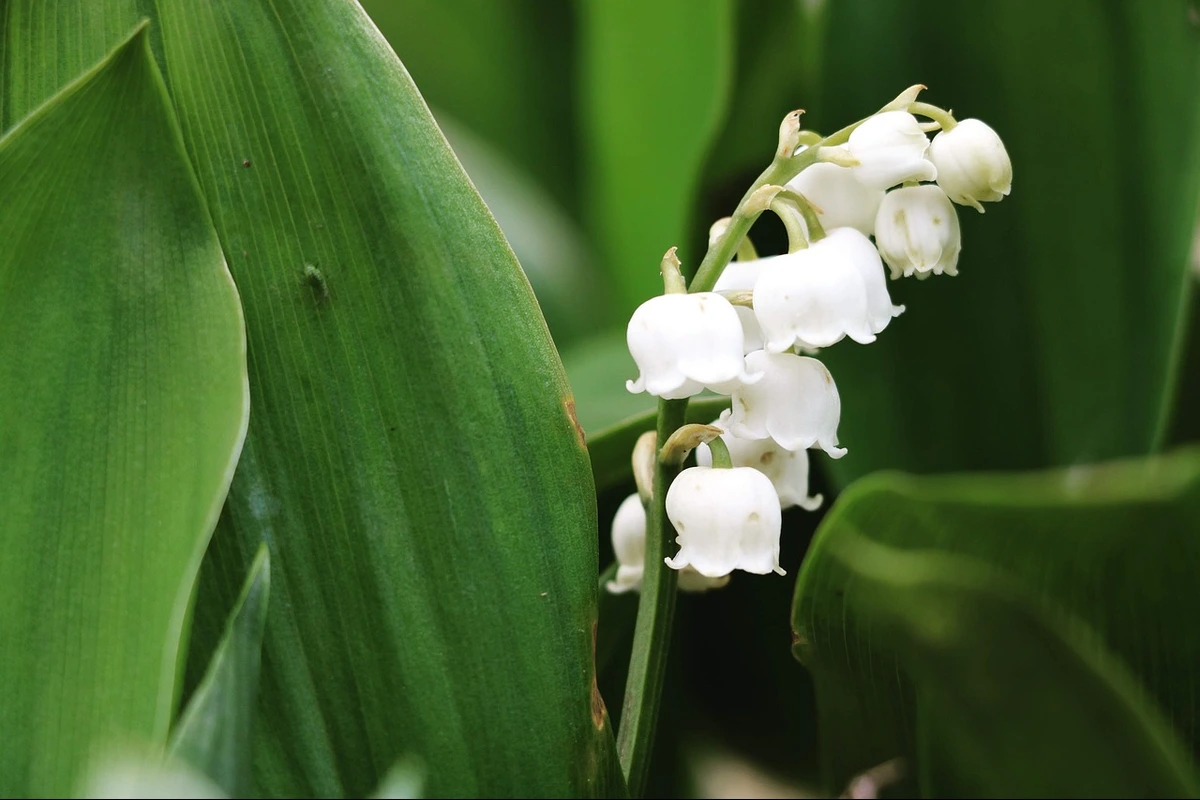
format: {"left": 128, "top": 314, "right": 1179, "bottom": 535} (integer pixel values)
{"left": 613, "top": 85, "right": 1011, "bottom": 793}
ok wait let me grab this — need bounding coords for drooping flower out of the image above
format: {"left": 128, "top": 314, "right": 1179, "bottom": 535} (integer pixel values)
{"left": 664, "top": 466, "right": 784, "bottom": 577}
{"left": 787, "top": 159, "right": 885, "bottom": 237}
{"left": 607, "top": 494, "right": 731, "bottom": 594}
{"left": 753, "top": 228, "right": 899, "bottom": 351}
{"left": 874, "top": 185, "right": 962, "bottom": 278}
{"left": 847, "top": 111, "right": 937, "bottom": 190}
{"left": 696, "top": 421, "right": 823, "bottom": 511}
{"left": 828, "top": 226, "right": 905, "bottom": 333}
{"left": 713, "top": 259, "right": 766, "bottom": 353}
{"left": 928, "top": 118, "right": 1012, "bottom": 212}
{"left": 727, "top": 351, "right": 846, "bottom": 457}
{"left": 626, "top": 292, "right": 760, "bottom": 399}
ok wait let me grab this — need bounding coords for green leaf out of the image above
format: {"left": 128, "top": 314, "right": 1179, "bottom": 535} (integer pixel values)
{"left": 434, "top": 114, "right": 607, "bottom": 344}
{"left": 579, "top": 0, "right": 735, "bottom": 311}
{"left": 824, "top": 538, "right": 1198, "bottom": 797}
{"left": 0, "top": 26, "right": 248, "bottom": 797}
{"left": 811, "top": 0, "right": 1200, "bottom": 483}
{"left": 357, "top": 0, "right": 578, "bottom": 212}
{"left": 169, "top": 545, "right": 270, "bottom": 797}
{"left": 0, "top": 3, "right": 624, "bottom": 797}
{"left": 154, "top": 4, "right": 618, "bottom": 795}
{"left": 793, "top": 447, "right": 1200, "bottom": 795}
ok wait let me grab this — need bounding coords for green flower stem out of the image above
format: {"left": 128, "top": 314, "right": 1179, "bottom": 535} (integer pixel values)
{"left": 736, "top": 235, "right": 759, "bottom": 262}
{"left": 909, "top": 101, "right": 957, "bottom": 131}
{"left": 617, "top": 396, "right": 687, "bottom": 795}
{"left": 689, "top": 118, "right": 862, "bottom": 294}
{"left": 706, "top": 435, "right": 733, "bottom": 469}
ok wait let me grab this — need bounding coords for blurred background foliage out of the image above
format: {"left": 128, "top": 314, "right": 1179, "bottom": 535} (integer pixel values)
{"left": 364, "top": 0, "right": 1200, "bottom": 795}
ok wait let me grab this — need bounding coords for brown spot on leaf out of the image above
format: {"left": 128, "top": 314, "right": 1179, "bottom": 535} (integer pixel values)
{"left": 564, "top": 397, "right": 586, "bottom": 449}
{"left": 590, "top": 621, "right": 608, "bottom": 730}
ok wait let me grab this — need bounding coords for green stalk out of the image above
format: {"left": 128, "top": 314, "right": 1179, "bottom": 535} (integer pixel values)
{"left": 616, "top": 396, "right": 687, "bottom": 795}
{"left": 689, "top": 118, "right": 862, "bottom": 294}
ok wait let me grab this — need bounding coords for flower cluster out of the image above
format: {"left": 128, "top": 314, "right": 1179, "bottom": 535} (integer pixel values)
{"left": 609, "top": 88, "right": 1011, "bottom": 592}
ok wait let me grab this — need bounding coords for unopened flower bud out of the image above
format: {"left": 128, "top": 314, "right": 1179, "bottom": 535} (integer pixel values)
{"left": 626, "top": 293, "right": 761, "bottom": 399}
{"left": 847, "top": 111, "right": 937, "bottom": 190}
{"left": 665, "top": 466, "right": 785, "bottom": 577}
{"left": 928, "top": 118, "right": 1012, "bottom": 213}
{"left": 874, "top": 185, "right": 961, "bottom": 278}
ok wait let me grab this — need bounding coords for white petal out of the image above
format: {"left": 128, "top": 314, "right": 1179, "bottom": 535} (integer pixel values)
{"left": 626, "top": 292, "right": 757, "bottom": 398}
{"left": 730, "top": 351, "right": 846, "bottom": 458}
{"left": 787, "top": 159, "right": 885, "bottom": 236}
{"left": 752, "top": 243, "right": 875, "bottom": 352}
{"left": 848, "top": 111, "right": 937, "bottom": 190}
{"left": 665, "top": 466, "right": 783, "bottom": 577}
{"left": 825, "top": 227, "right": 904, "bottom": 333}
{"left": 929, "top": 118, "right": 1012, "bottom": 211}
{"left": 606, "top": 494, "right": 646, "bottom": 594}
{"left": 697, "top": 421, "right": 823, "bottom": 511}
{"left": 677, "top": 569, "right": 731, "bottom": 592}
{"left": 874, "top": 185, "right": 961, "bottom": 279}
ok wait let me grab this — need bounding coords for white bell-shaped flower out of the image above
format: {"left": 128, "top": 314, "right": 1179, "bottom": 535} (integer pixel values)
{"left": 929, "top": 118, "right": 1012, "bottom": 213}
{"left": 874, "top": 185, "right": 962, "bottom": 279}
{"left": 753, "top": 228, "right": 892, "bottom": 351}
{"left": 787, "top": 159, "right": 885, "bottom": 237}
{"left": 847, "top": 111, "right": 937, "bottom": 190}
{"left": 714, "top": 259, "right": 765, "bottom": 353}
{"left": 696, "top": 421, "right": 823, "bottom": 511}
{"left": 607, "top": 494, "right": 648, "bottom": 594}
{"left": 728, "top": 351, "right": 846, "bottom": 458}
{"left": 829, "top": 226, "right": 904, "bottom": 334}
{"left": 606, "top": 494, "right": 730, "bottom": 594}
{"left": 626, "top": 292, "right": 760, "bottom": 399}
{"left": 665, "top": 466, "right": 784, "bottom": 577}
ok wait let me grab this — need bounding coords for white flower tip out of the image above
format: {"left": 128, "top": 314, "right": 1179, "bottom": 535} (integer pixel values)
{"left": 891, "top": 303, "right": 906, "bottom": 318}
{"left": 741, "top": 369, "right": 765, "bottom": 386}
{"left": 801, "top": 493, "right": 825, "bottom": 512}
{"left": 765, "top": 337, "right": 795, "bottom": 355}
{"left": 605, "top": 579, "right": 630, "bottom": 595}
{"left": 626, "top": 377, "right": 644, "bottom": 395}
{"left": 664, "top": 555, "right": 687, "bottom": 570}
{"left": 825, "top": 444, "right": 849, "bottom": 459}
{"left": 967, "top": 198, "right": 986, "bottom": 214}
{"left": 773, "top": 566, "right": 787, "bottom": 576}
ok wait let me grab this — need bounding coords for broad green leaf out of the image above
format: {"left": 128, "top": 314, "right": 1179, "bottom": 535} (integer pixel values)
{"left": 579, "top": 0, "right": 735, "bottom": 311}
{"left": 159, "top": 4, "right": 617, "bottom": 795}
{"left": 0, "top": 3, "right": 623, "bottom": 796}
{"left": 0, "top": 27, "right": 248, "bottom": 797}
{"left": 358, "top": 0, "right": 578, "bottom": 212}
{"left": 435, "top": 113, "right": 607, "bottom": 344}
{"left": 562, "top": 330, "right": 647, "bottom": 435}
{"left": 810, "top": 0, "right": 1200, "bottom": 483}
{"left": 169, "top": 546, "right": 270, "bottom": 797}
{"left": 793, "top": 446, "right": 1200, "bottom": 794}
{"left": 819, "top": 537, "right": 1198, "bottom": 797}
